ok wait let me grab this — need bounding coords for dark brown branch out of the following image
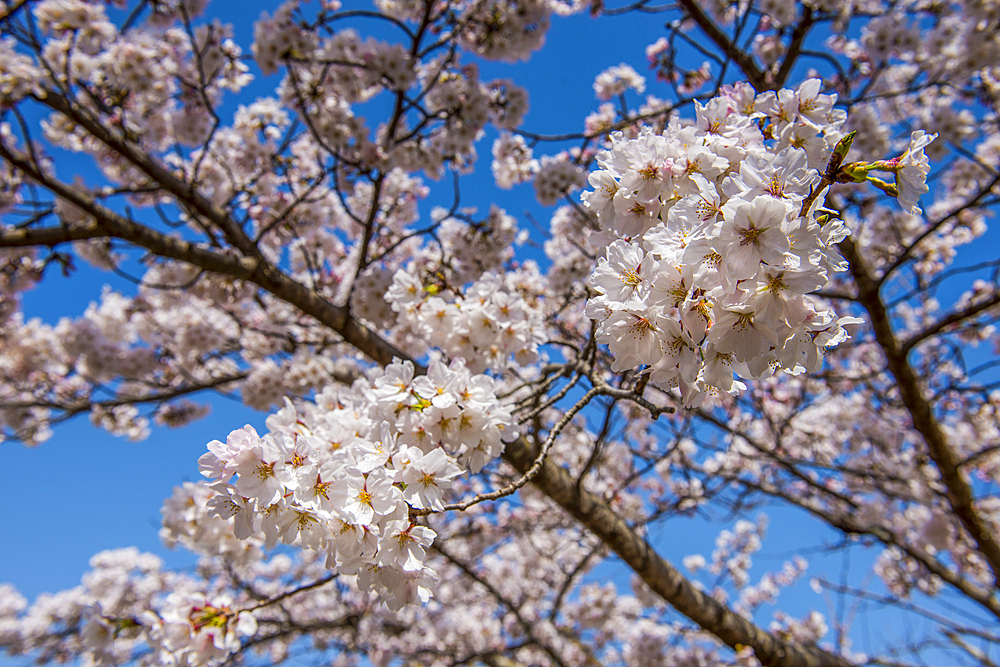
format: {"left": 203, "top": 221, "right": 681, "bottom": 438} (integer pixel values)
{"left": 0, "top": 142, "right": 412, "bottom": 369}
{"left": 0, "top": 222, "right": 108, "bottom": 247}
{"left": 502, "top": 434, "right": 854, "bottom": 667}
{"left": 901, "top": 291, "right": 1000, "bottom": 354}
{"left": 675, "top": 0, "right": 767, "bottom": 91}
{"left": 840, "top": 236, "right": 1000, "bottom": 583}
{"left": 773, "top": 6, "right": 815, "bottom": 89}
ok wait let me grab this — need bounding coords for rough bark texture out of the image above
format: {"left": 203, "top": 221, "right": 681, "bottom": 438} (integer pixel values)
{"left": 503, "top": 436, "right": 855, "bottom": 667}
{"left": 840, "top": 237, "right": 1000, "bottom": 583}
{"left": 0, "top": 143, "right": 410, "bottom": 370}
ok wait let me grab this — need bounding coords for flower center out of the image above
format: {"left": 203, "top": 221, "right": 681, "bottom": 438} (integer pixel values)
{"left": 619, "top": 266, "right": 641, "bottom": 286}
{"left": 740, "top": 226, "right": 764, "bottom": 246}
{"left": 766, "top": 175, "right": 784, "bottom": 198}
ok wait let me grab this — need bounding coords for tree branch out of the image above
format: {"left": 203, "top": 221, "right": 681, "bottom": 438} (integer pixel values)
{"left": 773, "top": 6, "right": 814, "bottom": 90}
{"left": 502, "top": 434, "right": 854, "bottom": 667}
{"left": 900, "top": 291, "right": 1000, "bottom": 355}
{"left": 675, "top": 0, "right": 767, "bottom": 91}
{"left": 0, "top": 142, "right": 411, "bottom": 369}
{"left": 840, "top": 236, "right": 1000, "bottom": 583}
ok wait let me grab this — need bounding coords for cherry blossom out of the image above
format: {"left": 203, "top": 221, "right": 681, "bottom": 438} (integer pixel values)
{"left": 1, "top": 1, "right": 998, "bottom": 667}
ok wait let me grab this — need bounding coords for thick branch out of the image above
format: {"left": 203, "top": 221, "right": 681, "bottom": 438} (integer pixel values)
{"left": 840, "top": 236, "right": 1000, "bottom": 582}
{"left": 0, "top": 143, "right": 410, "bottom": 369}
{"left": 37, "top": 93, "right": 260, "bottom": 258}
{"left": 773, "top": 6, "right": 814, "bottom": 89}
{"left": 901, "top": 291, "right": 1000, "bottom": 354}
{"left": 0, "top": 222, "right": 107, "bottom": 247}
{"left": 675, "top": 0, "right": 767, "bottom": 91}
{"left": 502, "top": 434, "right": 853, "bottom": 667}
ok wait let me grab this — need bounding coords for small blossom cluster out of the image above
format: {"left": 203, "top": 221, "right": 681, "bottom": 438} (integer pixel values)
{"left": 386, "top": 270, "right": 546, "bottom": 373}
{"left": 534, "top": 154, "right": 588, "bottom": 206}
{"left": 582, "top": 80, "right": 873, "bottom": 405}
{"left": 456, "top": 0, "right": 552, "bottom": 63}
{"left": 253, "top": 3, "right": 316, "bottom": 76}
{"left": 492, "top": 133, "right": 538, "bottom": 189}
{"left": 593, "top": 63, "right": 646, "bottom": 101}
{"left": 160, "top": 481, "right": 265, "bottom": 562}
{"left": 0, "top": 37, "right": 43, "bottom": 104}
{"left": 86, "top": 593, "right": 259, "bottom": 667}
{"left": 0, "top": 247, "right": 41, "bottom": 325}
{"left": 484, "top": 79, "right": 530, "bottom": 129}
{"left": 433, "top": 206, "right": 523, "bottom": 285}
{"left": 198, "top": 359, "right": 513, "bottom": 609}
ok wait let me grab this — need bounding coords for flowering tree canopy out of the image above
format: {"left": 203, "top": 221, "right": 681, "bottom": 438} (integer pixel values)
{"left": 1, "top": 0, "right": 999, "bottom": 666}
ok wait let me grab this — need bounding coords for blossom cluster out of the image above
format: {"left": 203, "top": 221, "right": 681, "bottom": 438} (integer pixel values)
{"left": 198, "top": 359, "right": 513, "bottom": 609}
{"left": 581, "top": 80, "right": 909, "bottom": 404}
{"left": 385, "top": 269, "right": 546, "bottom": 373}
{"left": 593, "top": 63, "right": 646, "bottom": 101}
{"left": 82, "top": 591, "right": 259, "bottom": 667}
{"left": 492, "top": 133, "right": 538, "bottom": 189}
{"left": 534, "top": 154, "right": 588, "bottom": 206}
